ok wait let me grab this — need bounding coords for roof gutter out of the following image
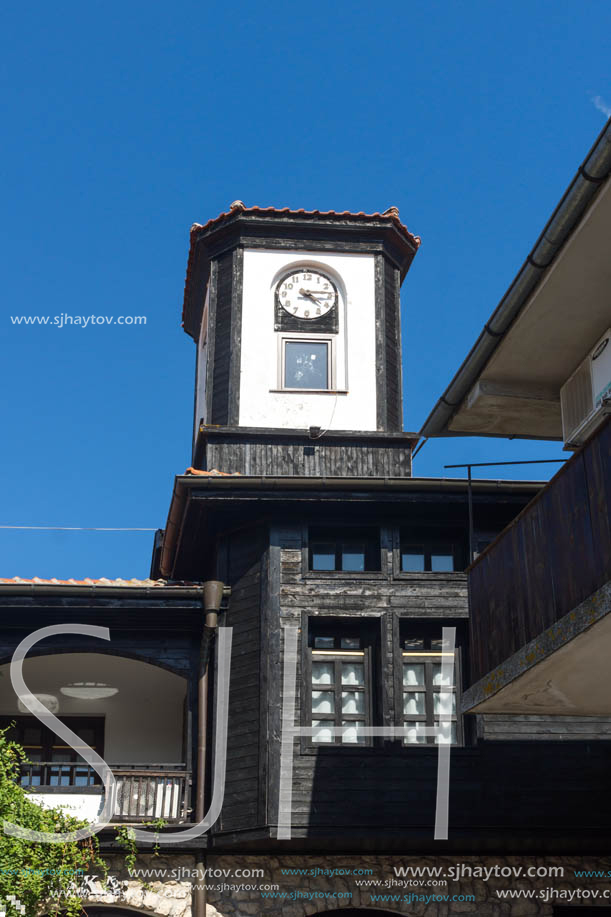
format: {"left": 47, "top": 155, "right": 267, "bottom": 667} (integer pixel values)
{"left": 420, "top": 117, "right": 611, "bottom": 439}
{"left": 0, "top": 582, "right": 229, "bottom": 598}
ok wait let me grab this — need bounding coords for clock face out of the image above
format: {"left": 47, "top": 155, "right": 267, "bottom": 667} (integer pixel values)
{"left": 276, "top": 269, "right": 338, "bottom": 320}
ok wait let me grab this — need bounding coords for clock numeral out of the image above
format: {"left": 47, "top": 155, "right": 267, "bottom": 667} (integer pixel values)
{"left": 316, "top": 276, "right": 320, "bottom": 283}
{"left": 316, "top": 307, "right": 321, "bottom": 315}
{"left": 287, "top": 283, "right": 293, "bottom": 289}
{"left": 292, "top": 276, "right": 299, "bottom": 283}
{"left": 304, "top": 309, "right": 310, "bottom": 317}
{"left": 292, "top": 307, "right": 298, "bottom": 314}
{"left": 323, "top": 283, "right": 329, "bottom": 289}
{"left": 304, "top": 274, "right": 312, "bottom": 281}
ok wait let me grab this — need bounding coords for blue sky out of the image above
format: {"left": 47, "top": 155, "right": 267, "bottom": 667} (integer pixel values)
{"left": 1, "top": 0, "right": 609, "bottom": 578}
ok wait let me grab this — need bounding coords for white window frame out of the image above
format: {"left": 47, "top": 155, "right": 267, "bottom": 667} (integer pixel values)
{"left": 278, "top": 333, "right": 336, "bottom": 392}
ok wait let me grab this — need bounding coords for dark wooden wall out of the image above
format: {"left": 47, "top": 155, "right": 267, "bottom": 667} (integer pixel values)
{"left": 210, "top": 251, "right": 234, "bottom": 425}
{"left": 0, "top": 598, "right": 200, "bottom": 678}
{"left": 203, "top": 435, "right": 412, "bottom": 477}
{"left": 383, "top": 258, "right": 402, "bottom": 432}
{"left": 213, "top": 526, "right": 263, "bottom": 833}
{"left": 469, "top": 419, "right": 611, "bottom": 682}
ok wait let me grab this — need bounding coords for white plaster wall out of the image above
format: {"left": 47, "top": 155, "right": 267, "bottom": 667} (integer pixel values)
{"left": 27, "top": 791, "right": 104, "bottom": 822}
{"left": 238, "top": 249, "right": 378, "bottom": 430}
{"left": 0, "top": 654, "right": 186, "bottom": 763}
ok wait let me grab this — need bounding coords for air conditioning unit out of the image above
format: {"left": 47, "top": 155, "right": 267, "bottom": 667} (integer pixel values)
{"left": 560, "top": 327, "right": 611, "bottom": 448}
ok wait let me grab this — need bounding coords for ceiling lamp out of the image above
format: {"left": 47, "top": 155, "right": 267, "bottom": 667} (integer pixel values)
{"left": 60, "top": 682, "right": 119, "bottom": 700}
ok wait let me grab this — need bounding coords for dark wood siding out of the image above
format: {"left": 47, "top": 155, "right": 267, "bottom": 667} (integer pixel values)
{"left": 210, "top": 251, "right": 234, "bottom": 425}
{"left": 214, "top": 527, "right": 263, "bottom": 833}
{"left": 384, "top": 258, "right": 402, "bottom": 431}
{"left": 256, "top": 520, "right": 611, "bottom": 846}
{"left": 469, "top": 419, "right": 611, "bottom": 682}
{"left": 204, "top": 436, "right": 412, "bottom": 477}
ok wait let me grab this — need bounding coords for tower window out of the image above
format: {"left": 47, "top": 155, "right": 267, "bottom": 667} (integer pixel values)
{"left": 280, "top": 337, "right": 333, "bottom": 390}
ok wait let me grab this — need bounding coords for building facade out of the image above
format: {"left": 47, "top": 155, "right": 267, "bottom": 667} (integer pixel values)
{"left": 1, "top": 189, "right": 611, "bottom": 917}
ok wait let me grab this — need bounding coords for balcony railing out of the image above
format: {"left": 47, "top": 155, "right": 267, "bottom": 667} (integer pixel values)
{"left": 19, "top": 763, "right": 191, "bottom": 824}
{"left": 468, "top": 418, "right": 611, "bottom": 683}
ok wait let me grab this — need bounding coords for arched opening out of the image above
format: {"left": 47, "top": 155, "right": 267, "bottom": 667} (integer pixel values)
{"left": 0, "top": 653, "right": 190, "bottom": 824}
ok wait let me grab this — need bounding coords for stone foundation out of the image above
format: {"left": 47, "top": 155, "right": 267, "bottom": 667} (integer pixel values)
{"left": 78, "top": 853, "right": 611, "bottom": 917}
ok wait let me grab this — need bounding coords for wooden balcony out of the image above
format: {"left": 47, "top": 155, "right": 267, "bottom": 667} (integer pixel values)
{"left": 468, "top": 418, "right": 611, "bottom": 687}
{"left": 19, "top": 762, "right": 191, "bottom": 824}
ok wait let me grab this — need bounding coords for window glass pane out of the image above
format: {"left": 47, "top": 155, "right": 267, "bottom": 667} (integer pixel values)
{"left": 431, "top": 552, "right": 454, "bottom": 572}
{"left": 50, "top": 765, "right": 72, "bottom": 787}
{"left": 341, "top": 543, "right": 365, "bottom": 572}
{"left": 403, "top": 692, "right": 426, "bottom": 715}
{"left": 341, "top": 662, "right": 364, "bottom": 686}
{"left": 312, "top": 720, "right": 334, "bottom": 743}
{"left": 340, "top": 637, "right": 360, "bottom": 650}
{"left": 401, "top": 548, "right": 425, "bottom": 572}
{"left": 285, "top": 341, "right": 329, "bottom": 389}
{"left": 341, "top": 690, "right": 365, "bottom": 715}
{"left": 341, "top": 721, "right": 366, "bottom": 744}
{"left": 311, "top": 544, "right": 336, "bottom": 571}
{"left": 403, "top": 663, "right": 425, "bottom": 686}
{"left": 433, "top": 692, "right": 456, "bottom": 715}
{"left": 311, "top": 690, "right": 335, "bottom": 714}
{"left": 23, "top": 727, "right": 43, "bottom": 745}
{"left": 403, "top": 722, "right": 427, "bottom": 744}
{"left": 404, "top": 637, "right": 425, "bottom": 650}
{"left": 435, "top": 722, "right": 457, "bottom": 744}
{"left": 51, "top": 751, "right": 73, "bottom": 762}
{"left": 74, "top": 766, "right": 93, "bottom": 787}
{"left": 74, "top": 726, "right": 96, "bottom": 745}
{"left": 432, "top": 662, "right": 455, "bottom": 687}
{"left": 314, "top": 636, "right": 335, "bottom": 649}
{"left": 312, "top": 662, "right": 334, "bottom": 685}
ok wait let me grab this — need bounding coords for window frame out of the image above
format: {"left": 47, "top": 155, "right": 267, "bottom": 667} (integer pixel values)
{"left": 302, "top": 618, "right": 378, "bottom": 750}
{"left": 0, "top": 715, "right": 105, "bottom": 788}
{"left": 306, "top": 525, "right": 383, "bottom": 575}
{"left": 392, "top": 620, "right": 464, "bottom": 748}
{"left": 277, "top": 332, "right": 336, "bottom": 392}
{"left": 395, "top": 530, "right": 463, "bottom": 575}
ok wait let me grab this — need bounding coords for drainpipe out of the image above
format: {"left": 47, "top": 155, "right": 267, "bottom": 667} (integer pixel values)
{"left": 194, "top": 580, "right": 225, "bottom": 917}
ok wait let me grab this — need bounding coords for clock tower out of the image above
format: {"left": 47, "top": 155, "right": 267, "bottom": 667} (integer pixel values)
{"left": 182, "top": 202, "right": 420, "bottom": 474}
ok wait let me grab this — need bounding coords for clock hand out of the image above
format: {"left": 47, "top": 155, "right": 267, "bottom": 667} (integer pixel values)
{"left": 298, "top": 288, "right": 330, "bottom": 306}
{"left": 298, "top": 288, "right": 322, "bottom": 304}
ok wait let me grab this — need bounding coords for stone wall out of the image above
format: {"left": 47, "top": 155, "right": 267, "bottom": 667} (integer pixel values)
{"left": 79, "top": 853, "right": 611, "bottom": 917}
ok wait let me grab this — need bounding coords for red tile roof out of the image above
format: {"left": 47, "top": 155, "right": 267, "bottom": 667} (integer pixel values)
{"left": 0, "top": 577, "right": 193, "bottom": 588}
{"left": 184, "top": 467, "right": 241, "bottom": 476}
{"left": 189, "top": 202, "right": 421, "bottom": 248}
{"left": 182, "top": 202, "right": 421, "bottom": 337}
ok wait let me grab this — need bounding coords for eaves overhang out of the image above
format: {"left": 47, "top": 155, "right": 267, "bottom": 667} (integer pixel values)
{"left": 159, "top": 474, "right": 544, "bottom": 578}
{"left": 421, "top": 117, "right": 611, "bottom": 441}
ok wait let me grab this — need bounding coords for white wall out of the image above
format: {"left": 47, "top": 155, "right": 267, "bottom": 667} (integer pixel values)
{"left": 238, "top": 249, "right": 378, "bottom": 431}
{"left": 0, "top": 654, "right": 186, "bottom": 763}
